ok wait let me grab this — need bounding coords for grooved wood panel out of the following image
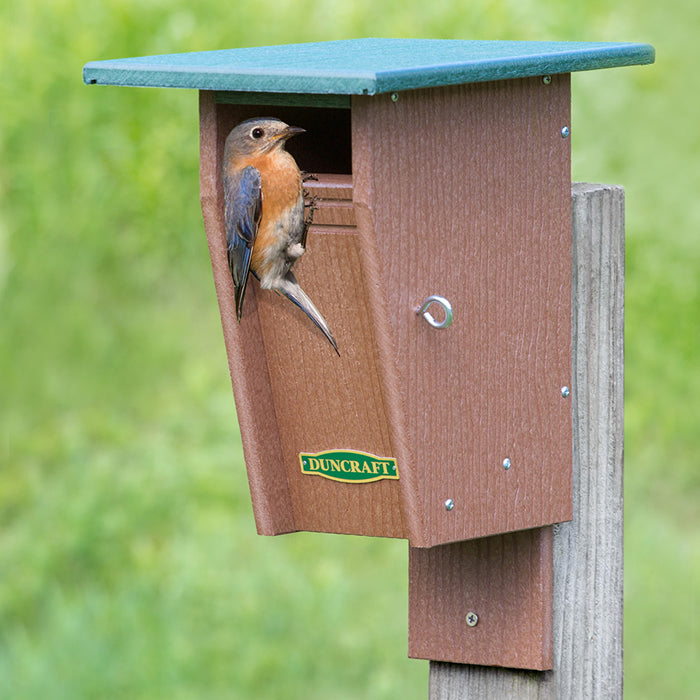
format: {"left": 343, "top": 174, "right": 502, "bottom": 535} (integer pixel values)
{"left": 409, "top": 527, "right": 553, "bottom": 669}
{"left": 427, "top": 184, "right": 625, "bottom": 693}
{"left": 255, "top": 227, "right": 404, "bottom": 537}
{"left": 352, "top": 75, "right": 573, "bottom": 546}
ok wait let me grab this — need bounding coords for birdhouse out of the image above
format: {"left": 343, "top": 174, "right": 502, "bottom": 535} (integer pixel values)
{"left": 84, "top": 39, "right": 653, "bottom": 670}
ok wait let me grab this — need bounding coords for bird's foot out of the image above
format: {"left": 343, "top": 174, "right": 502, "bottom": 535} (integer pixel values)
{"left": 304, "top": 193, "right": 320, "bottom": 225}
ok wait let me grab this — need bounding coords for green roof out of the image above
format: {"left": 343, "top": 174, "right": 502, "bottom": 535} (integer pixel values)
{"left": 83, "top": 38, "right": 654, "bottom": 95}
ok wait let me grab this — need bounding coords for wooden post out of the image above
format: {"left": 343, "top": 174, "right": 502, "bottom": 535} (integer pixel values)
{"left": 428, "top": 183, "right": 625, "bottom": 699}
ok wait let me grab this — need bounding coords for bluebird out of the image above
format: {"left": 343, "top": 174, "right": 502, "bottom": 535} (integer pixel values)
{"left": 223, "top": 117, "right": 338, "bottom": 354}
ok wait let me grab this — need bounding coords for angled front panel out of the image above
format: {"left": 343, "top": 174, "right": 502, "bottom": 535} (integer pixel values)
{"left": 199, "top": 93, "right": 406, "bottom": 538}
{"left": 254, "top": 225, "right": 405, "bottom": 538}
{"left": 353, "top": 76, "right": 573, "bottom": 546}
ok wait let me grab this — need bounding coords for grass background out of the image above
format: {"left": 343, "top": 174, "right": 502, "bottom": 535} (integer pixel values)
{"left": 1, "top": 1, "right": 697, "bottom": 698}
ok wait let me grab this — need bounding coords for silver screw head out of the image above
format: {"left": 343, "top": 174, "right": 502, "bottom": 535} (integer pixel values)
{"left": 391, "top": 92, "right": 399, "bottom": 102}
{"left": 502, "top": 458, "right": 512, "bottom": 470}
{"left": 444, "top": 498, "right": 454, "bottom": 511}
{"left": 561, "top": 126, "right": 570, "bottom": 138}
{"left": 542, "top": 75, "right": 552, "bottom": 85}
{"left": 466, "top": 612, "right": 479, "bottom": 627}
{"left": 561, "top": 386, "right": 571, "bottom": 398}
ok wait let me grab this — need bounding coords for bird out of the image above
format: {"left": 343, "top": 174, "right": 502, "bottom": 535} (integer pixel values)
{"left": 222, "top": 117, "right": 338, "bottom": 354}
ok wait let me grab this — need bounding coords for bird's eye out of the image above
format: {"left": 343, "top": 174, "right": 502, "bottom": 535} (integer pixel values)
{"left": 251, "top": 127, "right": 264, "bottom": 139}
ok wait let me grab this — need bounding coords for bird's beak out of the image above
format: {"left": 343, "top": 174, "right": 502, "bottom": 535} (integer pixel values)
{"left": 277, "top": 125, "right": 306, "bottom": 141}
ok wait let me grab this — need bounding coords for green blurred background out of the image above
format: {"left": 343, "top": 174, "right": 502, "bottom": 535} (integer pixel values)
{"left": 1, "top": 1, "right": 697, "bottom": 698}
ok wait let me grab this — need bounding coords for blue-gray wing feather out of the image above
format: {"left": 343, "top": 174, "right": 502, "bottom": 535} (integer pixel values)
{"left": 224, "top": 165, "right": 262, "bottom": 321}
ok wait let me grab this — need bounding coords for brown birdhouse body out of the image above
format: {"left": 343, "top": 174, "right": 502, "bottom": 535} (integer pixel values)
{"left": 83, "top": 39, "right": 653, "bottom": 548}
{"left": 199, "top": 75, "right": 574, "bottom": 548}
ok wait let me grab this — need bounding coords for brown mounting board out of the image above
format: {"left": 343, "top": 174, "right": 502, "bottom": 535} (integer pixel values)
{"left": 198, "top": 74, "right": 572, "bottom": 547}
{"left": 409, "top": 527, "right": 554, "bottom": 670}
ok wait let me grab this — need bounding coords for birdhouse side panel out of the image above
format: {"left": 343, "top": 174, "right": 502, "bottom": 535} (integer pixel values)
{"left": 199, "top": 91, "right": 296, "bottom": 535}
{"left": 352, "top": 76, "right": 573, "bottom": 546}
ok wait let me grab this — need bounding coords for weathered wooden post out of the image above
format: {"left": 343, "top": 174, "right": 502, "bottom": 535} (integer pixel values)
{"left": 84, "top": 39, "right": 653, "bottom": 695}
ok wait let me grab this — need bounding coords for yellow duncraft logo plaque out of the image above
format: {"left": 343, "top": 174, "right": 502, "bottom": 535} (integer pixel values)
{"left": 299, "top": 449, "right": 399, "bottom": 483}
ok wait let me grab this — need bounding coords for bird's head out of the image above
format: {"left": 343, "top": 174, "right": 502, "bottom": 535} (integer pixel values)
{"left": 225, "top": 118, "right": 305, "bottom": 160}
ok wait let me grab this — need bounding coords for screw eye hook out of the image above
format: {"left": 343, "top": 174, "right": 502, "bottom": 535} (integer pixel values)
{"left": 416, "top": 295, "right": 453, "bottom": 329}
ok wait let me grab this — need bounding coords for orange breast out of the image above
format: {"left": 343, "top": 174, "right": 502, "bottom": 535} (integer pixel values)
{"left": 245, "top": 151, "right": 302, "bottom": 274}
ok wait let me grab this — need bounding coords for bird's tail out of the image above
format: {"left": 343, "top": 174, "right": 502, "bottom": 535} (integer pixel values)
{"left": 276, "top": 272, "right": 339, "bottom": 355}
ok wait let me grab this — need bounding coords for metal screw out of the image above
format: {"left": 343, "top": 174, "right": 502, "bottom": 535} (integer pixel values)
{"left": 466, "top": 612, "right": 479, "bottom": 627}
{"left": 542, "top": 75, "right": 552, "bottom": 85}
{"left": 561, "top": 126, "right": 570, "bottom": 138}
{"left": 502, "top": 457, "right": 512, "bottom": 470}
{"left": 444, "top": 498, "right": 454, "bottom": 511}
{"left": 561, "top": 386, "right": 571, "bottom": 398}
{"left": 391, "top": 92, "right": 399, "bottom": 102}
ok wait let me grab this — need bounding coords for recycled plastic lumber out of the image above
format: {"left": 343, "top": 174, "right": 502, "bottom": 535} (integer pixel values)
{"left": 429, "top": 183, "right": 625, "bottom": 699}
{"left": 198, "top": 76, "right": 574, "bottom": 548}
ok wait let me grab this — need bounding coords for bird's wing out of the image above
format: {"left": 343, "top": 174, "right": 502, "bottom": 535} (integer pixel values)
{"left": 224, "top": 165, "right": 262, "bottom": 321}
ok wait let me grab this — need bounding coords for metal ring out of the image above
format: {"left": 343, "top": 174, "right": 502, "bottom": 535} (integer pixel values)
{"left": 415, "top": 295, "right": 453, "bottom": 329}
